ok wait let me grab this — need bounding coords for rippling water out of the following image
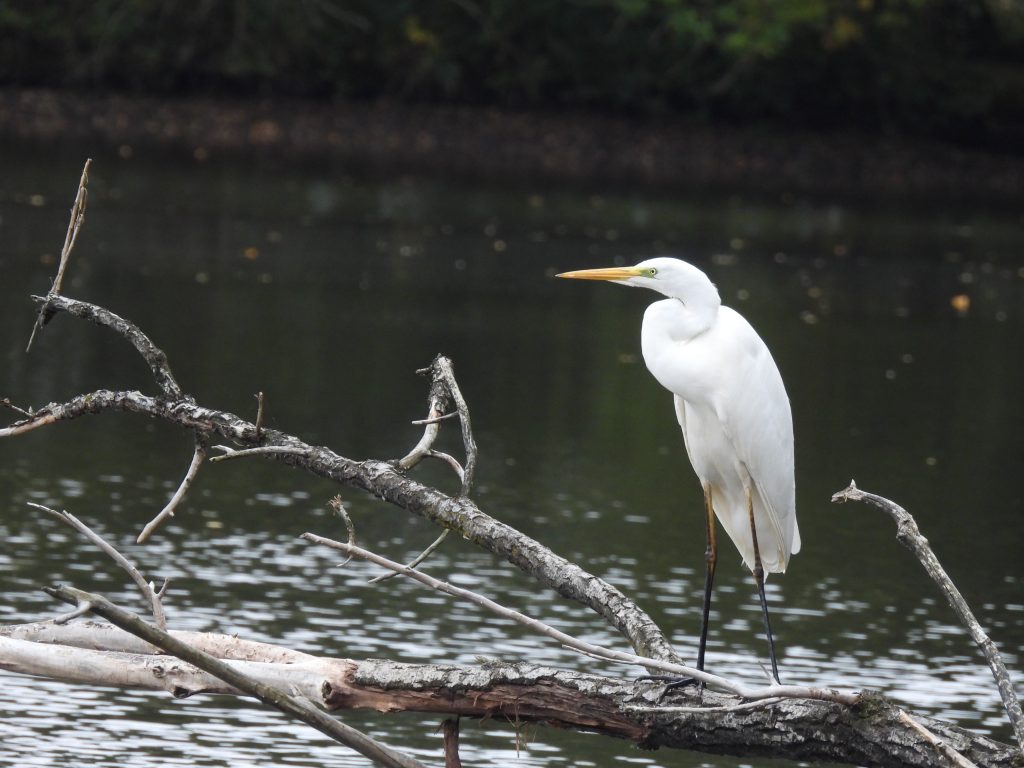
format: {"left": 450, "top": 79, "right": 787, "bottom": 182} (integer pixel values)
{"left": 1, "top": 138, "right": 1022, "bottom": 766}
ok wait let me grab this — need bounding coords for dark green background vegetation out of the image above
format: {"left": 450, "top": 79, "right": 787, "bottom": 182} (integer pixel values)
{"left": 1, "top": 0, "right": 1022, "bottom": 147}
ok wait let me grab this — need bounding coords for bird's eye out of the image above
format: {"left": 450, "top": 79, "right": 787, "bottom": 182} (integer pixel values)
{"left": 647, "top": 268, "right": 658, "bottom": 277}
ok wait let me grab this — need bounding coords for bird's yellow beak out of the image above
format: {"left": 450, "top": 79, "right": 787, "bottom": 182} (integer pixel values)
{"left": 556, "top": 266, "right": 642, "bottom": 281}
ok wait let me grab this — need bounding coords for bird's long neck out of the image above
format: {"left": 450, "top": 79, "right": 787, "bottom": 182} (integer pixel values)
{"left": 640, "top": 298, "right": 719, "bottom": 392}
{"left": 643, "top": 296, "right": 718, "bottom": 343}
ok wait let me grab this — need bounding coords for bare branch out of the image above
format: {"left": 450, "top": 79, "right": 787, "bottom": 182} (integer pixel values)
{"left": 624, "top": 698, "right": 785, "bottom": 714}
{"left": 42, "top": 585, "right": 428, "bottom": 768}
{"left": 412, "top": 411, "right": 458, "bottom": 426}
{"left": 210, "top": 445, "right": 310, "bottom": 462}
{"left": 27, "top": 296, "right": 185, "bottom": 399}
{"left": 368, "top": 529, "right": 450, "bottom": 585}
{"left": 254, "top": 391, "right": 265, "bottom": 442}
{"left": 300, "top": 531, "right": 859, "bottom": 707}
{"left": 431, "top": 356, "right": 477, "bottom": 496}
{"left": 400, "top": 395, "right": 444, "bottom": 470}
{"left": 31, "top": 503, "right": 167, "bottom": 630}
{"left": 426, "top": 449, "right": 465, "bottom": 480}
{"left": 0, "top": 411, "right": 57, "bottom": 436}
{"left": 899, "top": 710, "right": 979, "bottom": 768}
{"left": 1, "top": 398, "right": 32, "bottom": 417}
{"left": 328, "top": 496, "right": 357, "bottom": 568}
{"left": 138, "top": 440, "right": 207, "bottom": 543}
{"left": 441, "top": 718, "right": 462, "bottom": 768}
{"left": 0, "top": 387, "right": 680, "bottom": 664}
{"left": 833, "top": 481, "right": 1024, "bottom": 751}
{"left": 399, "top": 358, "right": 456, "bottom": 470}
{"left": 53, "top": 600, "right": 93, "bottom": 625}
{"left": 401, "top": 356, "right": 477, "bottom": 496}
{"left": 5, "top": 622, "right": 1017, "bottom": 767}
{"left": 27, "top": 159, "right": 91, "bottom": 352}
{"left": 3, "top": 620, "right": 317, "bottom": 663}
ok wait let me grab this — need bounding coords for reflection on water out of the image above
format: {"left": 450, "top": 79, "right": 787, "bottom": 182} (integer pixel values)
{"left": 1, "top": 138, "right": 1022, "bottom": 767}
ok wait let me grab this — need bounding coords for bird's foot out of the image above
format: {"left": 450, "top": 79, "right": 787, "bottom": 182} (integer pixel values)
{"left": 637, "top": 674, "right": 702, "bottom": 702}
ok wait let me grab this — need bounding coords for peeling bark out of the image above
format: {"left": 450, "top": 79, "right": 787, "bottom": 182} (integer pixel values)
{"left": 1, "top": 379, "right": 677, "bottom": 665}
{"left": 4, "top": 281, "right": 1022, "bottom": 767}
{"left": 0, "top": 621, "right": 1017, "bottom": 768}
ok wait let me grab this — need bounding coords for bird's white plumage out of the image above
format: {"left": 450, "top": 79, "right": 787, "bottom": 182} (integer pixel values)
{"left": 564, "top": 256, "right": 800, "bottom": 574}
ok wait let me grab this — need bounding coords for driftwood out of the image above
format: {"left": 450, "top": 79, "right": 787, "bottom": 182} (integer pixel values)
{"left": 2, "top": 619, "right": 1019, "bottom": 768}
{"left": 2, "top": 162, "right": 1022, "bottom": 767}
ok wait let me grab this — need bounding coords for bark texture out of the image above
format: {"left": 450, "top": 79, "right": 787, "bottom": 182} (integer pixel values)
{"left": 1, "top": 621, "right": 1018, "bottom": 768}
{"left": 2, "top": 368, "right": 677, "bottom": 666}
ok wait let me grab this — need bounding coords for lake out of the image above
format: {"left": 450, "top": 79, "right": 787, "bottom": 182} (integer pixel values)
{"left": 1, "top": 136, "right": 1022, "bottom": 767}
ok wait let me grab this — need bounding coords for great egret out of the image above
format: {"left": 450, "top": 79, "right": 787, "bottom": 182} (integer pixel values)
{"left": 558, "top": 257, "right": 799, "bottom": 683}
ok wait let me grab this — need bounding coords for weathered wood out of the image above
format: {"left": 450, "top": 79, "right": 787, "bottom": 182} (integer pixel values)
{"left": 1, "top": 620, "right": 1018, "bottom": 768}
{"left": 834, "top": 481, "right": 1024, "bottom": 752}
{"left": 41, "top": 586, "right": 428, "bottom": 768}
{"left": 5, "top": 281, "right": 1022, "bottom": 767}
{"left": 0, "top": 372, "right": 678, "bottom": 666}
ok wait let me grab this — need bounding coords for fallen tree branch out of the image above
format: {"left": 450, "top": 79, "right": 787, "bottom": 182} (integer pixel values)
{"left": 2, "top": 618, "right": 1018, "bottom": 768}
{"left": 1, "top": 620, "right": 317, "bottom": 661}
{"left": 0, "top": 384, "right": 677, "bottom": 665}
{"left": 30, "top": 503, "right": 167, "bottom": 630}
{"left": 301, "top": 530, "right": 858, "bottom": 706}
{"left": 833, "top": 481, "right": 1024, "bottom": 752}
{"left": 41, "top": 585, "right": 428, "bottom": 768}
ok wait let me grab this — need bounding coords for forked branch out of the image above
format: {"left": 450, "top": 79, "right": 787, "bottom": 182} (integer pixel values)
{"left": 138, "top": 440, "right": 207, "bottom": 543}
{"left": 301, "top": 530, "right": 860, "bottom": 707}
{"left": 26, "top": 159, "right": 91, "bottom": 352}
{"left": 30, "top": 504, "right": 168, "bottom": 631}
{"left": 833, "top": 481, "right": 1024, "bottom": 751}
{"left": 42, "top": 585, "right": 428, "bottom": 768}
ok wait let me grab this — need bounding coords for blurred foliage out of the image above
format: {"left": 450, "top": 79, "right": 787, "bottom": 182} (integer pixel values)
{"left": 0, "top": 0, "right": 1022, "bottom": 145}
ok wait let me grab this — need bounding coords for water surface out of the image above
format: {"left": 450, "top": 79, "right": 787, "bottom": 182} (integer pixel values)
{"left": 1, "top": 139, "right": 1022, "bottom": 766}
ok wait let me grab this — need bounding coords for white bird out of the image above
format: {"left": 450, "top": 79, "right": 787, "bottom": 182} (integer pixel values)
{"left": 558, "top": 256, "right": 799, "bottom": 683}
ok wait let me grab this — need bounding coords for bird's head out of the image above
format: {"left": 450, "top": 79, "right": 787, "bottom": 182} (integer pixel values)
{"left": 557, "top": 257, "right": 720, "bottom": 307}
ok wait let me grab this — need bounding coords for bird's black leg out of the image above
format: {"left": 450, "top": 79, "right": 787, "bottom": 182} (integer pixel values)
{"left": 747, "top": 486, "right": 781, "bottom": 684}
{"left": 697, "top": 482, "right": 717, "bottom": 675}
{"left": 640, "top": 485, "right": 717, "bottom": 699}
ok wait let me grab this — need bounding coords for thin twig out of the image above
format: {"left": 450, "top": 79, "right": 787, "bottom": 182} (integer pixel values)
{"left": 1, "top": 398, "right": 32, "bottom": 417}
{"left": 27, "top": 159, "right": 91, "bottom": 353}
{"left": 432, "top": 357, "right": 477, "bottom": 496}
{"left": 53, "top": 600, "right": 93, "bottom": 624}
{"left": 624, "top": 697, "right": 785, "bottom": 714}
{"left": 412, "top": 411, "right": 458, "bottom": 426}
{"left": 254, "top": 392, "right": 265, "bottom": 443}
{"left": 833, "top": 480, "right": 1024, "bottom": 752}
{"left": 138, "top": 441, "right": 207, "bottom": 543}
{"left": 898, "top": 709, "right": 980, "bottom": 768}
{"left": 399, "top": 392, "right": 445, "bottom": 470}
{"left": 42, "top": 585, "right": 427, "bottom": 768}
{"left": 400, "top": 357, "right": 477, "bottom": 497}
{"left": 389, "top": 358, "right": 471, "bottom": 582}
{"left": 427, "top": 450, "right": 465, "bottom": 481}
{"left": 329, "top": 496, "right": 357, "bottom": 568}
{"left": 0, "top": 412, "right": 57, "bottom": 437}
{"left": 210, "top": 445, "right": 310, "bottom": 462}
{"left": 368, "top": 530, "right": 450, "bottom": 584}
{"left": 300, "top": 532, "right": 860, "bottom": 707}
{"left": 30, "top": 503, "right": 167, "bottom": 631}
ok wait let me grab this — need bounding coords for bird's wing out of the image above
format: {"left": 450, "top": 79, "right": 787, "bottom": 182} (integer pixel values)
{"left": 673, "top": 393, "right": 691, "bottom": 453}
{"left": 710, "top": 309, "right": 799, "bottom": 571}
